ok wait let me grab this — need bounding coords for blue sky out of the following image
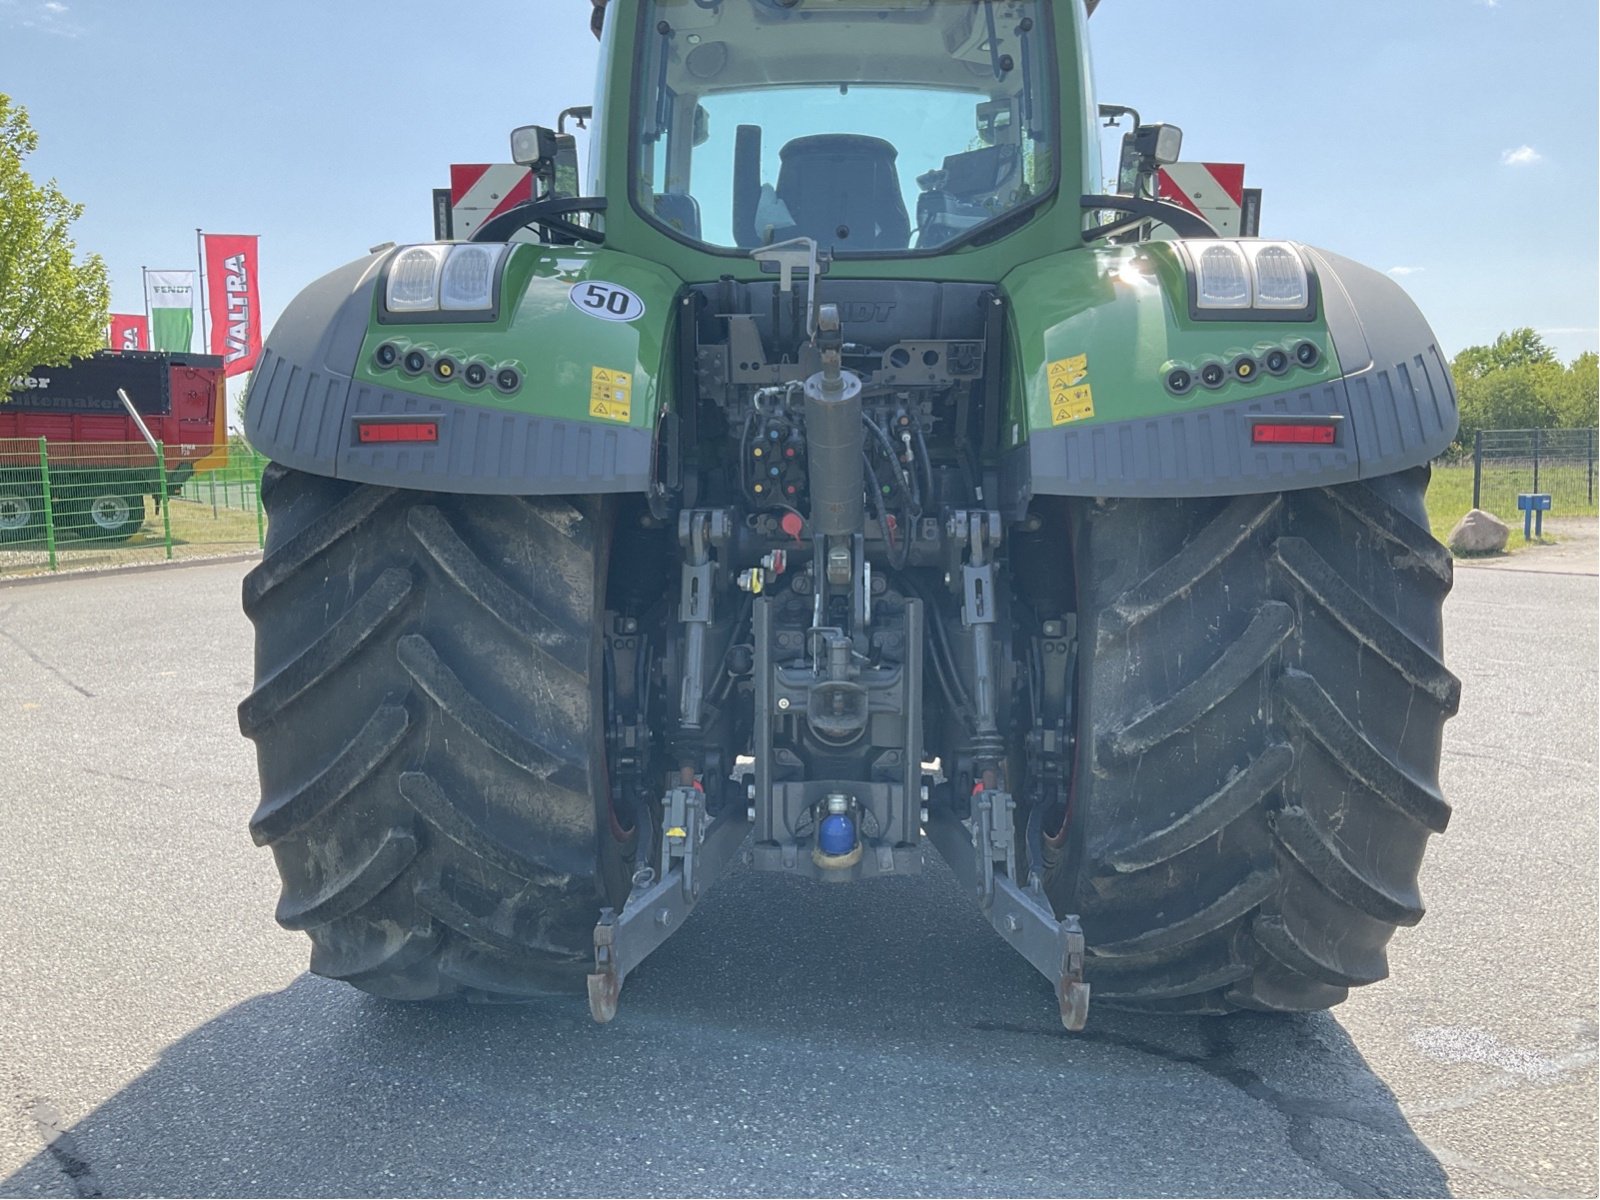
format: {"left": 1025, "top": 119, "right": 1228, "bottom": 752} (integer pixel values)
{"left": 4, "top": 0, "right": 1596, "bottom": 394}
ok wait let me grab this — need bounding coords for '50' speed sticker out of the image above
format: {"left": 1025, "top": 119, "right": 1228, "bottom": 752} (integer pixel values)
{"left": 569, "top": 281, "right": 646, "bottom": 323}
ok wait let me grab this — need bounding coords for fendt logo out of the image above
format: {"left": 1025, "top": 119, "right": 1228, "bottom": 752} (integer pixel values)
{"left": 839, "top": 301, "right": 896, "bottom": 323}
{"left": 223, "top": 253, "right": 252, "bottom": 365}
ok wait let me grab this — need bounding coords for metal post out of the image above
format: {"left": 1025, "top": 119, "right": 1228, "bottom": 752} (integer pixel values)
{"left": 1472, "top": 430, "right": 1483, "bottom": 510}
{"left": 255, "top": 457, "right": 266, "bottom": 548}
{"left": 209, "top": 468, "right": 218, "bottom": 516}
{"left": 1580, "top": 432, "right": 1593, "bottom": 508}
{"left": 1532, "top": 427, "right": 1541, "bottom": 494}
{"left": 36, "top": 438, "right": 57, "bottom": 572}
{"left": 195, "top": 229, "right": 211, "bottom": 355}
{"left": 156, "top": 442, "right": 173, "bottom": 561}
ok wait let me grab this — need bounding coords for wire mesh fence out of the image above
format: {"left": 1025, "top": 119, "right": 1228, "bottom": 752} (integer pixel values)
{"left": 1470, "top": 428, "right": 1598, "bottom": 522}
{"left": 0, "top": 438, "right": 265, "bottom": 578}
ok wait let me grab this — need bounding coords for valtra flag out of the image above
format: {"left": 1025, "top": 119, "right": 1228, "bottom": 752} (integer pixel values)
{"left": 144, "top": 270, "right": 196, "bottom": 351}
{"left": 203, "top": 233, "right": 262, "bottom": 377}
{"left": 108, "top": 313, "right": 149, "bottom": 351}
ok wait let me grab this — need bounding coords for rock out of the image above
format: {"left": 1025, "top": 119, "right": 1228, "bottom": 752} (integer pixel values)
{"left": 1449, "top": 508, "right": 1509, "bottom": 555}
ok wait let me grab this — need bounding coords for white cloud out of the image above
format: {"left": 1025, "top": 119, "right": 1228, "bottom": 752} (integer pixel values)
{"left": 1387, "top": 266, "right": 1426, "bottom": 277}
{"left": 1502, "top": 145, "right": 1543, "bottom": 166}
{"left": 0, "top": 0, "right": 83, "bottom": 35}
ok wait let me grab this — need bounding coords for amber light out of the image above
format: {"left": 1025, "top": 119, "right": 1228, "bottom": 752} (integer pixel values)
{"left": 1252, "top": 422, "right": 1336, "bottom": 446}
{"left": 358, "top": 421, "right": 439, "bottom": 444}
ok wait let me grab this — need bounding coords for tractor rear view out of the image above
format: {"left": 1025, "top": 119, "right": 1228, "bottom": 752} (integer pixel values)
{"left": 239, "top": 0, "right": 1458, "bottom": 1026}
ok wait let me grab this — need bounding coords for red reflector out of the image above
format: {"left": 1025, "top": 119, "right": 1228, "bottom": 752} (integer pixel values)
{"left": 1252, "top": 422, "right": 1336, "bottom": 446}
{"left": 358, "top": 421, "right": 439, "bottom": 444}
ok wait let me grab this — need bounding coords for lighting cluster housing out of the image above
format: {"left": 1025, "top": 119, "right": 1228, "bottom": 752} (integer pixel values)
{"left": 378, "top": 243, "right": 511, "bottom": 324}
{"left": 372, "top": 337, "right": 523, "bottom": 396}
{"left": 1175, "top": 240, "right": 1318, "bottom": 322}
{"left": 1162, "top": 338, "right": 1322, "bottom": 397}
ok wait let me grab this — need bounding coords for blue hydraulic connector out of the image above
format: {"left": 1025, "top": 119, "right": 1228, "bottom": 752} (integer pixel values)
{"left": 818, "top": 794, "right": 857, "bottom": 856}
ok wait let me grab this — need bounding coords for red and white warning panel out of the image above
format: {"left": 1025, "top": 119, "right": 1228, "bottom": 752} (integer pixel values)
{"left": 1156, "top": 163, "right": 1261, "bottom": 238}
{"left": 435, "top": 164, "right": 534, "bottom": 241}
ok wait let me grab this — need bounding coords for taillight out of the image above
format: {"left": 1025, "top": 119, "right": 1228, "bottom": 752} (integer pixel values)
{"left": 1251, "top": 422, "right": 1337, "bottom": 446}
{"left": 356, "top": 420, "right": 439, "bottom": 444}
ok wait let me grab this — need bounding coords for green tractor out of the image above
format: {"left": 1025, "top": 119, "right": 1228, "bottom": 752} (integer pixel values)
{"left": 239, "top": 0, "right": 1459, "bottom": 1027}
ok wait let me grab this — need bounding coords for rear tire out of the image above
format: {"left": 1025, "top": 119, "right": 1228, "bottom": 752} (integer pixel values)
{"left": 0, "top": 484, "right": 42, "bottom": 545}
{"left": 69, "top": 491, "right": 145, "bottom": 542}
{"left": 1048, "top": 468, "right": 1458, "bottom": 1014}
{"left": 238, "top": 466, "right": 628, "bottom": 1001}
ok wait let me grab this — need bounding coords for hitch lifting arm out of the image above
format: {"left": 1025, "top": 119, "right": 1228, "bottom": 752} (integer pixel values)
{"left": 926, "top": 792, "right": 1090, "bottom": 1031}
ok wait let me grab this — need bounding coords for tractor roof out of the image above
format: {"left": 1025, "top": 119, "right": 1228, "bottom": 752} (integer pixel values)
{"left": 588, "top": 0, "right": 1099, "bottom": 38}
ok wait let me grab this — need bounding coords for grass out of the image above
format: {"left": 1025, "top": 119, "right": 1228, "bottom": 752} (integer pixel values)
{"left": 1425, "top": 463, "right": 1597, "bottom": 549}
{"left": 0, "top": 493, "right": 263, "bottom": 579}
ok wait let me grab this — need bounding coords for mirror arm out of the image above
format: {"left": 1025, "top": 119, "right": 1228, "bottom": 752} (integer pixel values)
{"left": 1080, "top": 195, "right": 1218, "bottom": 241}
{"left": 470, "top": 197, "right": 608, "bottom": 245}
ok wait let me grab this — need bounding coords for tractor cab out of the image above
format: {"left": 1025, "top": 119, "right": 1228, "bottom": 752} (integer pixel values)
{"left": 627, "top": 0, "right": 1056, "bottom": 255}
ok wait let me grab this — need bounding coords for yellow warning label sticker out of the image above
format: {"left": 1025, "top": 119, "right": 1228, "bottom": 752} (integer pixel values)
{"left": 589, "top": 366, "right": 633, "bottom": 423}
{"left": 1049, "top": 354, "right": 1089, "bottom": 388}
{"left": 1048, "top": 355, "right": 1093, "bottom": 425}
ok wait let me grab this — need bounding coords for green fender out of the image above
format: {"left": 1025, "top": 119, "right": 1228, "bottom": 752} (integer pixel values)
{"left": 1000, "top": 241, "right": 1459, "bottom": 500}
{"left": 243, "top": 242, "right": 684, "bottom": 495}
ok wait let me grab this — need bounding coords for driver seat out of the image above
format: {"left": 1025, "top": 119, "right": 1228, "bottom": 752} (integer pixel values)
{"left": 774, "top": 135, "right": 912, "bottom": 252}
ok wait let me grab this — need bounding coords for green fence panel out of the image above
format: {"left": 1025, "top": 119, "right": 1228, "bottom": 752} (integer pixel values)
{"left": 1, "top": 439, "right": 273, "bottom": 578}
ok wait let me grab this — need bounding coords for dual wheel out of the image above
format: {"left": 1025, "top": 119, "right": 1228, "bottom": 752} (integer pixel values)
{"left": 241, "top": 466, "right": 1455, "bottom": 1013}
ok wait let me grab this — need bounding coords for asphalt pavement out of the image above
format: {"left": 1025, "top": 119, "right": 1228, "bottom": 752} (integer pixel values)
{"left": 0, "top": 559, "right": 1594, "bottom": 1199}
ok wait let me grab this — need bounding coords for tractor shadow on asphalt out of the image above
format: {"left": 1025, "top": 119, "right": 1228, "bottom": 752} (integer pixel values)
{"left": 6, "top": 858, "right": 1450, "bottom": 1198}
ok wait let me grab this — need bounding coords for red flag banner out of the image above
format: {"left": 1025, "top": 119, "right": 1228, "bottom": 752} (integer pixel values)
{"left": 109, "top": 313, "right": 149, "bottom": 351}
{"left": 203, "top": 233, "right": 262, "bottom": 377}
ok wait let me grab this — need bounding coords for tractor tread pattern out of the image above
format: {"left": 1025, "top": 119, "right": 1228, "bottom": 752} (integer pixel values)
{"left": 237, "top": 568, "right": 413, "bottom": 736}
{"left": 1101, "top": 493, "right": 1283, "bottom": 636}
{"left": 1091, "top": 866, "right": 1279, "bottom": 956}
{"left": 274, "top": 827, "right": 418, "bottom": 931}
{"left": 309, "top": 922, "right": 443, "bottom": 983}
{"left": 1050, "top": 469, "right": 1453, "bottom": 1014}
{"left": 1090, "top": 958, "right": 1253, "bottom": 1003}
{"left": 1104, "top": 602, "right": 1294, "bottom": 761}
{"left": 1271, "top": 536, "right": 1461, "bottom": 712}
{"left": 249, "top": 705, "right": 411, "bottom": 847}
{"left": 398, "top": 770, "right": 572, "bottom": 889}
{"left": 1252, "top": 912, "right": 1388, "bottom": 988}
{"left": 1277, "top": 669, "right": 1451, "bottom": 833}
{"left": 242, "top": 481, "right": 396, "bottom": 614}
{"left": 240, "top": 472, "right": 614, "bottom": 1002}
{"left": 406, "top": 504, "right": 588, "bottom": 678}
{"left": 396, "top": 632, "right": 585, "bottom": 788}
{"left": 1103, "top": 743, "right": 1295, "bottom": 872}
{"left": 1270, "top": 805, "right": 1426, "bottom": 926}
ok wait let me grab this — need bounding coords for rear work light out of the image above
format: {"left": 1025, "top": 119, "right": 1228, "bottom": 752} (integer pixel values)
{"left": 357, "top": 420, "right": 439, "bottom": 444}
{"left": 1252, "top": 421, "right": 1337, "bottom": 446}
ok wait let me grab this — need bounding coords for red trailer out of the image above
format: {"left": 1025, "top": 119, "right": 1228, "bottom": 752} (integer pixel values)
{"left": 1, "top": 351, "right": 227, "bottom": 542}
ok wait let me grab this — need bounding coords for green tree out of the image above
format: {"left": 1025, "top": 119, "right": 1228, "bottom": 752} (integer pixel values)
{"left": 1554, "top": 352, "right": 1598, "bottom": 430}
{"left": 1452, "top": 327, "right": 1558, "bottom": 382}
{"left": 0, "top": 93, "right": 109, "bottom": 399}
{"left": 1455, "top": 360, "right": 1561, "bottom": 447}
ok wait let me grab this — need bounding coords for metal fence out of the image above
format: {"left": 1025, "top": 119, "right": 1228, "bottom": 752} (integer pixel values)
{"left": 1470, "top": 428, "right": 1599, "bottom": 520}
{"left": 0, "top": 438, "right": 265, "bottom": 578}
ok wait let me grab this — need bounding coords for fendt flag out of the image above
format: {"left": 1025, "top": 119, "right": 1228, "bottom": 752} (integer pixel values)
{"left": 108, "top": 314, "right": 149, "bottom": 351}
{"left": 203, "top": 233, "right": 262, "bottom": 377}
{"left": 144, "top": 270, "right": 196, "bottom": 351}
